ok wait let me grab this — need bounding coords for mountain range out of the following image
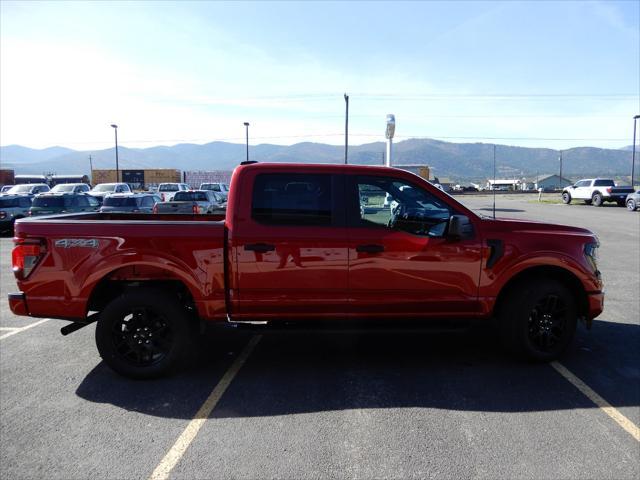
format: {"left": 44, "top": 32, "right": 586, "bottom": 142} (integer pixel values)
{"left": 1, "top": 139, "right": 635, "bottom": 182}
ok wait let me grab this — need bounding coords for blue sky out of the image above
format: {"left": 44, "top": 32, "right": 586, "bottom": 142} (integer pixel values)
{"left": 1, "top": 1, "right": 638, "bottom": 150}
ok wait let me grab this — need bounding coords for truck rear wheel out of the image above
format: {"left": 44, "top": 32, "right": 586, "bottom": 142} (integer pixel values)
{"left": 592, "top": 192, "right": 603, "bottom": 206}
{"left": 498, "top": 279, "right": 577, "bottom": 362}
{"left": 95, "top": 289, "right": 193, "bottom": 379}
{"left": 561, "top": 192, "right": 571, "bottom": 204}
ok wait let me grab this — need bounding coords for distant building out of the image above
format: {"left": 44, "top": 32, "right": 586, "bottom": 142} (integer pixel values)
{"left": 394, "top": 164, "right": 431, "bottom": 180}
{"left": 183, "top": 170, "right": 233, "bottom": 189}
{"left": 486, "top": 179, "right": 522, "bottom": 191}
{"left": 524, "top": 174, "right": 573, "bottom": 191}
{"left": 92, "top": 169, "right": 180, "bottom": 190}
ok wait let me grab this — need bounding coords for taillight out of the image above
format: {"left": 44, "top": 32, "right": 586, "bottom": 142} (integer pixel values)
{"left": 0, "top": 212, "right": 6, "bottom": 219}
{"left": 606, "top": 187, "right": 612, "bottom": 194}
{"left": 152, "top": 204, "right": 158, "bottom": 214}
{"left": 192, "top": 204, "right": 200, "bottom": 214}
{"left": 12, "top": 239, "right": 45, "bottom": 280}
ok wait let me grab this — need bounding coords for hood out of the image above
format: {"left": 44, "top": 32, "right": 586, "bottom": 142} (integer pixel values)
{"left": 481, "top": 217, "right": 595, "bottom": 238}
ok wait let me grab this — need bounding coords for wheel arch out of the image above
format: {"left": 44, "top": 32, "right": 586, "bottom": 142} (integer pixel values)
{"left": 86, "top": 265, "right": 198, "bottom": 315}
{"left": 494, "top": 265, "right": 588, "bottom": 319}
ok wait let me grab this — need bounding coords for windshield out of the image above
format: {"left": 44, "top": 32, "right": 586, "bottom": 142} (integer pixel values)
{"left": 159, "top": 184, "right": 179, "bottom": 192}
{"left": 7, "top": 185, "right": 35, "bottom": 193}
{"left": 51, "top": 184, "right": 76, "bottom": 192}
{"left": 103, "top": 197, "right": 139, "bottom": 207}
{"left": 92, "top": 184, "right": 117, "bottom": 192}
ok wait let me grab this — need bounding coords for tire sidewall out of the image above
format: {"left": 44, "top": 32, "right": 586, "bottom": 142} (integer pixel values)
{"left": 95, "top": 289, "right": 193, "bottom": 379}
{"left": 562, "top": 192, "right": 571, "bottom": 204}
{"left": 592, "top": 193, "right": 603, "bottom": 206}
{"left": 628, "top": 199, "right": 637, "bottom": 211}
{"left": 500, "top": 280, "right": 577, "bottom": 362}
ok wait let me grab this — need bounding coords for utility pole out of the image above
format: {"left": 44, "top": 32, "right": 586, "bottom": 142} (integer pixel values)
{"left": 344, "top": 93, "right": 349, "bottom": 164}
{"left": 632, "top": 115, "right": 640, "bottom": 187}
{"left": 110, "top": 124, "right": 119, "bottom": 182}
{"left": 89, "top": 155, "right": 93, "bottom": 184}
{"left": 558, "top": 150, "right": 563, "bottom": 191}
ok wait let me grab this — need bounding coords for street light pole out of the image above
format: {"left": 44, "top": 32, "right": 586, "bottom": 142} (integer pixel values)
{"left": 110, "top": 124, "right": 119, "bottom": 182}
{"left": 243, "top": 122, "right": 250, "bottom": 162}
{"left": 632, "top": 115, "right": 640, "bottom": 188}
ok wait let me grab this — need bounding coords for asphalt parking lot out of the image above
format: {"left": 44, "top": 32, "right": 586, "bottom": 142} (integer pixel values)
{"left": 1, "top": 194, "right": 638, "bottom": 480}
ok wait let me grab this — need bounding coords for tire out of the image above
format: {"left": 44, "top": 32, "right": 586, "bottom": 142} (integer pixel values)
{"left": 592, "top": 192, "right": 603, "bottom": 207}
{"left": 583, "top": 199, "right": 592, "bottom": 205}
{"left": 561, "top": 192, "right": 571, "bottom": 204}
{"left": 498, "top": 279, "right": 577, "bottom": 362}
{"left": 95, "top": 288, "right": 195, "bottom": 379}
{"left": 628, "top": 199, "right": 637, "bottom": 211}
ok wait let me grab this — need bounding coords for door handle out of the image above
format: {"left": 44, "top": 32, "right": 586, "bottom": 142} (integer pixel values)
{"left": 245, "top": 243, "right": 275, "bottom": 253}
{"left": 356, "top": 244, "right": 385, "bottom": 253}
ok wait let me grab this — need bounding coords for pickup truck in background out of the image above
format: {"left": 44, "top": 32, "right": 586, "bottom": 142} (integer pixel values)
{"left": 200, "top": 182, "right": 230, "bottom": 201}
{"left": 9, "top": 163, "right": 604, "bottom": 379}
{"left": 157, "top": 183, "right": 190, "bottom": 202}
{"left": 562, "top": 179, "right": 634, "bottom": 207}
{"left": 154, "top": 190, "right": 226, "bottom": 215}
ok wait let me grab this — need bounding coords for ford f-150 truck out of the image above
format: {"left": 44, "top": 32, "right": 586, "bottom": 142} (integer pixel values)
{"left": 8, "top": 163, "right": 604, "bottom": 379}
{"left": 562, "top": 178, "right": 634, "bottom": 207}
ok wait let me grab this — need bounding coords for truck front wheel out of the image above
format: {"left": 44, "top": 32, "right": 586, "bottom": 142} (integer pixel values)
{"left": 499, "top": 279, "right": 577, "bottom": 362}
{"left": 561, "top": 192, "right": 571, "bottom": 204}
{"left": 95, "top": 289, "right": 193, "bottom": 379}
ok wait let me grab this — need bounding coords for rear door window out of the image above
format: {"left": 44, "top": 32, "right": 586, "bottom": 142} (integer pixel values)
{"left": 593, "top": 180, "right": 615, "bottom": 187}
{"left": 252, "top": 173, "right": 334, "bottom": 226}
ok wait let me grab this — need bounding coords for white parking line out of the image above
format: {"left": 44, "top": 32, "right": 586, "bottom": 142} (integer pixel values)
{"left": 0, "top": 319, "right": 50, "bottom": 340}
{"left": 551, "top": 361, "right": 640, "bottom": 442}
{"left": 148, "top": 334, "right": 262, "bottom": 480}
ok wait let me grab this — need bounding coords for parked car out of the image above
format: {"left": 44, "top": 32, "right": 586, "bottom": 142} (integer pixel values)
{"left": 3, "top": 183, "right": 50, "bottom": 196}
{"left": 626, "top": 190, "right": 640, "bottom": 211}
{"left": 50, "top": 183, "right": 90, "bottom": 194}
{"left": 87, "top": 183, "right": 132, "bottom": 204}
{"left": 154, "top": 190, "right": 226, "bottom": 214}
{"left": 99, "top": 193, "right": 162, "bottom": 213}
{"left": 157, "top": 183, "right": 190, "bottom": 202}
{"left": 9, "top": 163, "right": 603, "bottom": 379}
{"left": 1, "top": 185, "right": 14, "bottom": 193}
{"left": 199, "top": 182, "right": 230, "bottom": 201}
{"left": 29, "top": 193, "right": 100, "bottom": 216}
{"left": 0, "top": 195, "right": 32, "bottom": 232}
{"left": 562, "top": 179, "right": 635, "bottom": 206}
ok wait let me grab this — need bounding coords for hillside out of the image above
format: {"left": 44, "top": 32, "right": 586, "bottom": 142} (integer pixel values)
{"left": 1, "top": 139, "right": 634, "bottom": 182}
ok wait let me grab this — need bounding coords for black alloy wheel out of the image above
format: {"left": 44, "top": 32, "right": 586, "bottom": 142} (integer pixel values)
{"left": 526, "top": 294, "right": 567, "bottom": 353}
{"left": 499, "top": 279, "right": 577, "bottom": 361}
{"left": 111, "top": 306, "right": 172, "bottom": 368}
{"left": 96, "top": 289, "right": 194, "bottom": 379}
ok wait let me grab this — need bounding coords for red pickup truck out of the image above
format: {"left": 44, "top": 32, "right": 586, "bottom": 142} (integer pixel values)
{"left": 9, "top": 163, "right": 604, "bottom": 378}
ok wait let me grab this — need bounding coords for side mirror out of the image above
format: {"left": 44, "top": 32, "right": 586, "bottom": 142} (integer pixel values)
{"left": 447, "top": 215, "right": 473, "bottom": 240}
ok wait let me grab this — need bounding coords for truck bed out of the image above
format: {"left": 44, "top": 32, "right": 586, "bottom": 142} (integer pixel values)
{"left": 13, "top": 212, "right": 227, "bottom": 321}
